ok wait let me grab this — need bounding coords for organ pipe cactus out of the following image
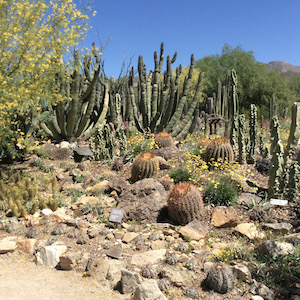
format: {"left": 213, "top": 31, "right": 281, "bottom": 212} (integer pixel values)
{"left": 128, "top": 43, "right": 202, "bottom": 137}
{"left": 40, "top": 44, "right": 109, "bottom": 141}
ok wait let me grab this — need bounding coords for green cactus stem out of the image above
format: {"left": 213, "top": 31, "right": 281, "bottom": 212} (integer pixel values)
{"left": 238, "top": 114, "right": 246, "bottom": 164}
{"left": 248, "top": 104, "right": 258, "bottom": 164}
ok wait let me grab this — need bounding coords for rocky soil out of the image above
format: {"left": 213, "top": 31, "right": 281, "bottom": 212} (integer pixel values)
{"left": 0, "top": 142, "right": 299, "bottom": 300}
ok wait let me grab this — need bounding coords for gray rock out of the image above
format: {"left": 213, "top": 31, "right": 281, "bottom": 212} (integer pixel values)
{"left": 73, "top": 146, "right": 93, "bottom": 162}
{"left": 251, "top": 296, "right": 264, "bottom": 300}
{"left": 7, "top": 218, "right": 19, "bottom": 233}
{"left": 133, "top": 279, "right": 167, "bottom": 300}
{"left": 150, "top": 147, "right": 186, "bottom": 161}
{"left": 106, "top": 246, "right": 123, "bottom": 259}
{"left": 95, "top": 259, "right": 126, "bottom": 288}
{"left": 238, "top": 193, "right": 262, "bottom": 206}
{"left": 121, "top": 269, "right": 142, "bottom": 294}
{"left": 117, "top": 178, "right": 167, "bottom": 223}
{"left": 108, "top": 178, "right": 130, "bottom": 195}
{"left": 258, "top": 240, "right": 295, "bottom": 257}
{"left": 59, "top": 251, "right": 80, "bottom": 270}
{"left": 232, "top": 263, "right": 252, "bottom": 283}
{"left": 35, "top": 241, "right": 67, "bottom": 268}
{"left": 263, "top": 222, "right": 293, "bottom": 234}
{"left": 255, "top": 283, "right": 275, "bottom": 300}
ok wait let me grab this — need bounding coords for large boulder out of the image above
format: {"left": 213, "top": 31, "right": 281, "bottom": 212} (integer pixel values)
{"left": 117, "top": 178, "right": 168, "bottom": 223}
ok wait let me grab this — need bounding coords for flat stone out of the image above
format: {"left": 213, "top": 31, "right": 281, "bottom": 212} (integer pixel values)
{"left": 133, "top": 279, "right": 167, "bottom": 300}
{"left": 151, "top": 240, "right": 166, "bottom": 250}
{"left": 131, "top": 249, "right": 166, "bottom": 268}
{"left": 122, "top": 232, "right": 139, "bottom": 244}
{"left": 0, "top": 238, "right": 17, "bottom": 254}
{"left": 179, "top": 220, "right": 209, "bottom": 240}
{"left": 263, "top": 222, "right": 293, "bottom": 234}
{"left": 235, "top": 223, "right": 265, "bottom": 240}
{"left": 211, "top": 206, "right": 239, "bottom": 228}
{"left": 106, "top": 246, "right": 123, "bottom": 259}
{"left": 16, "top": 239, "right": 37, "bottom": 254}
{"left": 238, "top": 193, "right": 262, "bottom": 206}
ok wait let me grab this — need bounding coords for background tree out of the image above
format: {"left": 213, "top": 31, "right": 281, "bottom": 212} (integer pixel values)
{"left": 195, "top": 44, "right": 295, "bottom": 116}
{"left": 0, "top": 0, "right": 91, "bottom": 160}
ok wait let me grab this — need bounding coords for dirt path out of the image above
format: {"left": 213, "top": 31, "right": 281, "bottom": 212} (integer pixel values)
{"left": 0, "top": 253, "right": 126, "bottom": 300}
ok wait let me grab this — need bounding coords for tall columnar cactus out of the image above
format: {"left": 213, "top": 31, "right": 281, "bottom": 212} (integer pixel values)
{"left": 287, "top": 161, "right": 299, "bottom": 202}
{"left": 238, "top": 114, "right": 246, "bottom": 164}
{"left": 268, "top": 116, "right": 285, "bottom": 198}
{"left": 131, "top": 152, "right": 159, "bottom": 182}
{"left": 89, "top": 123, "right": 115, "bottom": 162}
{"left": 204, "top": 138, "right": 234, "bottom": 164}
{"left": 40, "top": 44, "right": 109, "bottom": 141}
{"left": 128, "top": 43, "right": 202, "bottom": 137}
{"left": 167, "top": 182, "right": 204, "bottom": 225}
{"left": 248, "top": 104, "right": 258, "bottom": 164}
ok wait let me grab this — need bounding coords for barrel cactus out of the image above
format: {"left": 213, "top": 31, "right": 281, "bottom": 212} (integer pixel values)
{"left": 154, "top": 132, "right": 175, "bottom": 148}
{"left": 198, "top": 138, "right": 211, "bottom": 149}
{"left": 205, "top": 138, "right": 234, "bottom": 164}
{"left": 131, "top": 152, "right": 159, "bottom": 182}
{"left": 167, "top": 182, "right": 204, "bottom": 225}
{"left": 205, "top": 262, "right": 234, "bottom": 294}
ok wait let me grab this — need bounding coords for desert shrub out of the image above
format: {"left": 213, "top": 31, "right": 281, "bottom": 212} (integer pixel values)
{"left": 168, "top": 168, "right": 191, "bottom": 184}
{"left": 203, "top": 179, "right": 238, "bottom": 206}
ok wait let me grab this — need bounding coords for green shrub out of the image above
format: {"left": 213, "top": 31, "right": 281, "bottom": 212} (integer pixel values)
{"left": 203, "top": 179, "right": 238, "bottom": 206}
{"left": 169, "top": 168, "right": 191, "bottom": 184}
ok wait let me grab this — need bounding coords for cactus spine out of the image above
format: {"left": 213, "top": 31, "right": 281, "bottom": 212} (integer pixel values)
{"left": 167, "top": 182, "right": 204, "bottom": 225}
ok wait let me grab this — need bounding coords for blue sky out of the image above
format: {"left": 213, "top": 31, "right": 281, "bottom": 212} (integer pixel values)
{"left": 76, "top": 0, "right": 300, "bottom": 78}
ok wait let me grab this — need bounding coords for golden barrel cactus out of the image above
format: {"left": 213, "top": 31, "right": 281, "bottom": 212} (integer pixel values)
{"left": 154, "top": 132, "right": 174, "bottom": 148}
{"left": 167, "top": 182, "right": 204, "bottom": 225}
{"left": 204, "top": 138, "right": 234, "bottom": 163}
{"left": 131, "top": 152, "right": 159, "bottom": 182}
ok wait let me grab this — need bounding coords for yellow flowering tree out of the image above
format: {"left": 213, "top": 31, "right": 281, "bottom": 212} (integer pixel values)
{"left": 0, "top": 0, "right": 91, "bottom": 160}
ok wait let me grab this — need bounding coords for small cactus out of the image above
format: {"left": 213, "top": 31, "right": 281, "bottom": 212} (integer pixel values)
{"left": 205, "top": 262, "right": 234, "bottom": 294}
{"left": 197, "top": 138, "right": 211, "bottom": 149}
{"left": 158, "top": 278, "right": 171, "bottom": 292}
{"left": 111, "top": 159, "right": 124, "bottom": 171}
{"left": 183, "top": 287, "right": 200, "bottom": 299}
{"left": 167, "top": 182, "right": 204, "bottom": 225}
{"left": 131, "top": 151, "right": 159, "bottom": 182}
{"left": 185, "top": 259, "right": 198, "bottom": 271}
{"left": 165, "top": 251, "right": 178, "bottom": 265}
{"left": 154, "top": 132, "right": 174, "bottom": 148}
{"left": 176, "top": 242, "right": 190, "bottom": 253}
{"left": 205, "top": 138, "right": 234, "bottom": 164}
{"left": 141, "top": 265, "right": 157, "bottom": 278}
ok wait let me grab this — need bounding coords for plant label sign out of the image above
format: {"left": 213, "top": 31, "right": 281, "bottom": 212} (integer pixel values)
{"left": 270, "top": 199, "right": 288, "bottom": 206}
{"left": 109, "top": 208, "right": 124, "bottom": 223}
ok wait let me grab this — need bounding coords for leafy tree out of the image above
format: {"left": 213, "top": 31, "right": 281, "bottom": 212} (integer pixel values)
{"left": 0, "top": 0, "right": 91, "bottom": 160}
{"left": 289, "top": 74, "right": 300, "bottom": 102}
{"left": 195, "top": 44, "right": 295, "bottom": 115}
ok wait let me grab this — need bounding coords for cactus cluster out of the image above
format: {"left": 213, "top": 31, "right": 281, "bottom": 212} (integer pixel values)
{"left": 205, "top": 262, "right": 234, "bottom": 294}
{"left": 130, "top": 152, "right": 159, "bottom": 182}
{"left": 40, "top": 44, "right": 109, "bottom": 142}
{"left": 0, "top": 170, "right": 59, "bottom": 216}
{"left": 204, "top": 138, "right": 234, "bottom": 164}
{"left": 167, "top": 182, "right": 204, "bottom": 225}
{"left": 248, "top": 104, "right": 258, "bottom": 164}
